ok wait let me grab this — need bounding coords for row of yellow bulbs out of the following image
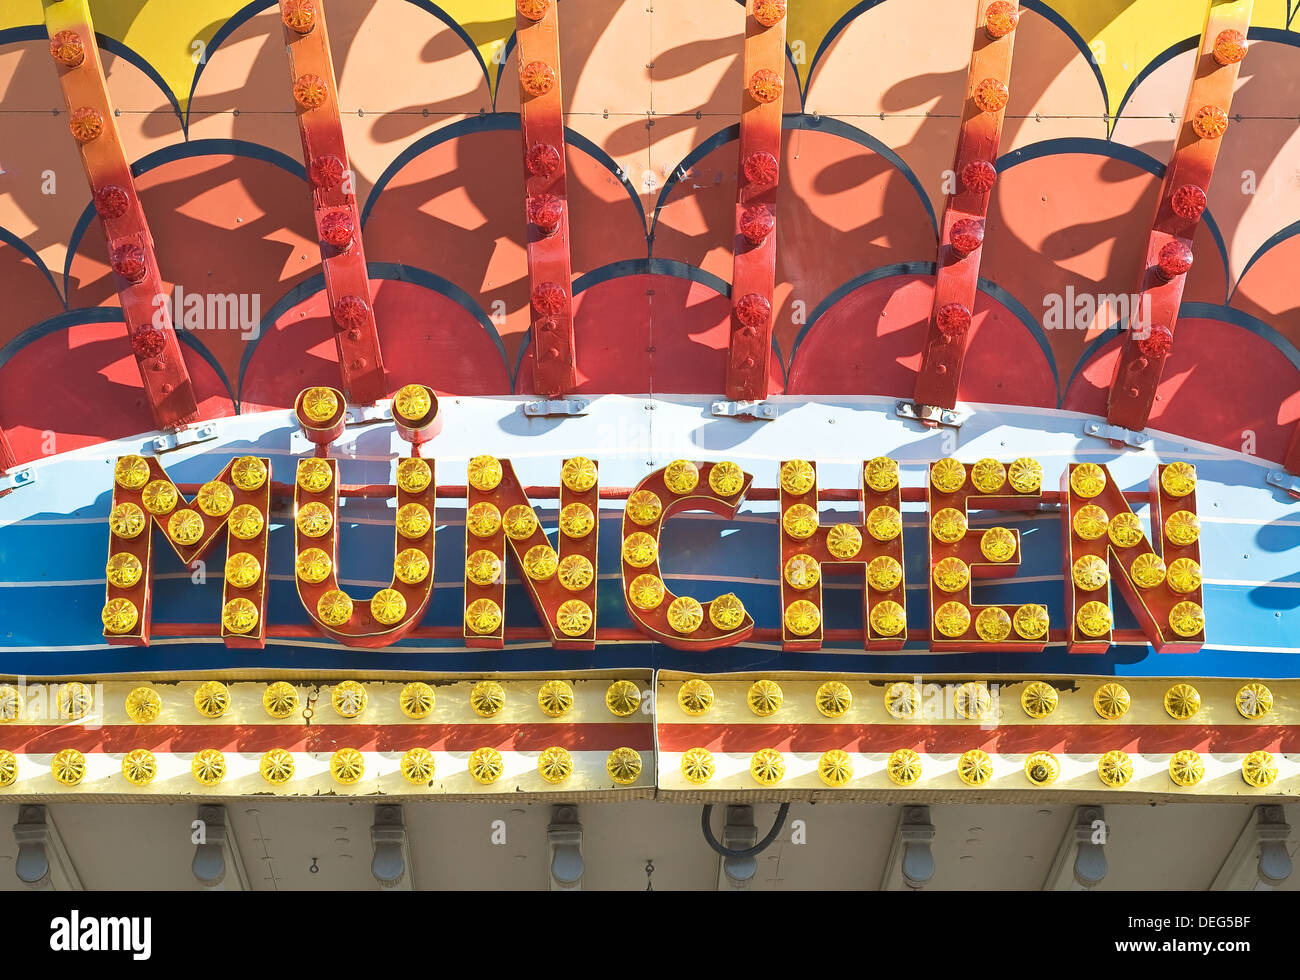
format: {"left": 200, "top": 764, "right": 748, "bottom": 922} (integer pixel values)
{"left": 0, "top": 680, "right": 645, "bottom": 723}
{"left": 675, "top": 678, "right": 1275, "bottom": 722}
{"left": 0, "top": 744, "right": 647, "bottom": 790}
{"left": 672, "top": 745, "right": 1278, "bottom": 789}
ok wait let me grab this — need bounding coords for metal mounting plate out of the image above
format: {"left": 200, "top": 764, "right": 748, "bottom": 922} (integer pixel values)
{"left": 151, "top": 422, "right": 218, "bottom": 453}
{"left": 1082, "top": 420, "right": 1150, "bottom": 448}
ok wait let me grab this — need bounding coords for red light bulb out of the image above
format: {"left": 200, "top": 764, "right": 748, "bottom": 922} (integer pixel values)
{"left": 1212, "top": 29, "right": 1248, "bottom": 66}
{"left": 532, "top": 282, "right": 567, "bottom": 316}
{"left": 333, "top": 295, "right": 369, "bottom": 329}
{"left": 962, "top": 161, "right": 997, "bottom": 193}
{"left": 528, "top": 194, "right": 564, "bottom": 235}
{"left": 974, "top": 77, "right": 1009, "bottom": 113}
{"left": 320, "top": 209, "right": 355, "bottom": 249}
{"left": 94, "top": 185, "right": 130, "bottom": 220}
{"left": 526, "top": 143, "right": 561, "bottom": 177}
{"left": 936, "top": 303, "right": 971, "bottom": 339}
{"left": 1157, "top": 240, "right": 1193, "bottom": 280}
{"left": 1138, "top": 324, "right": 1173, "bottom": 358}
{"left": 754, "top": 0, "right": 787, "bottom": 27}
{"left": 69, "top": 106, "right": 104, "bottom": 143}
{"left": 743, "top": 151, "right": 779, "bottom": 187}
{"left": 130, "top": 325, "right": 167, "bottom": 360}
{"left": 294, "top": 74, "right": 328, "bottom": 109}
{"left": 950, "top": 218, "right": 985, "bottom": 256}
{"left": 309, "top": 154, "right": 345, "bottom": 189}
{"left": 111, "top": 244, "right": 148, "bottom": 284}
{"left": 521, "top": 61, "right": 555, "bottom": 97}
{"left": 985, "top": 1, "right": 1019, "bottom": 39}
{"left": 1170, "top": 184, "right": 1207, "bottom": 220}
{"left": 49, "top": 30, "right": 84, "bottom": 68}
{"left": 1191, "top": 104, "right": 1228, "bottom": 140}
{"left": 748, "top": 69, "right": 783, "bottom": 104}
{"left": 740, "top": 205, "right": 775, "bottom": 245}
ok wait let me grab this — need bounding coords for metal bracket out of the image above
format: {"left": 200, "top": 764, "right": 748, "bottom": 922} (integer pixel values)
{"left": 345, "top": 403, "right": 393, "bottom": 426}
{"left": 371, "top": 804, "right": 412, "bottom": 890}
{"left": 895, "top": 401, "right": 965, "bottom": 428}
{"left": 1266, "top": 470, "right": 1300, "bottom": 497}
{"left": 524, "top": 398, "right": 589, "bottom": 418}
{"left": 151, "top": 422, "right": 218, "bottom": 453}
{"left": 1082, "top": 420, "right": 1150, "bottom": 449}
{"left": 0, "top": 466, "right": 35, "bottom": 494}
{"left": 710, "top": 399, "right": 777, "bottom": 421}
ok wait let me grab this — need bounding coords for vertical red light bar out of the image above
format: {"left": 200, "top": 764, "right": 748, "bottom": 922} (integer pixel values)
{"left": 44, "top": 1, "right": 198, "bottom": 430}
{"left": 276, "top": 0, "right": 387, "bottom": 404}
{"left": 1106, "top": 0, "right": 1253, "bottom": 432}
{"left": 724, "top": 0, "right": 788, "bottom": 401}
{"left": 912, "top": 0, "right": 1020, "bottom": 410}
{"left": 517, "top": 0, "right": 577, "bottom": 395}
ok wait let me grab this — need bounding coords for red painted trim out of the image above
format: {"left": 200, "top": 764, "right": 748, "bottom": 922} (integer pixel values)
{"left": 276, "top": 1, "right": 387, "bottom": 403}
{"left": 913, "top": 0, "right": 1019, "bottom": 409}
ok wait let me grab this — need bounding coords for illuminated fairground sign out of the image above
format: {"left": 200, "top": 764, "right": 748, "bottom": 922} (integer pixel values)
{"left": 98, "top": 384, "right": 1206, "bottom": 655}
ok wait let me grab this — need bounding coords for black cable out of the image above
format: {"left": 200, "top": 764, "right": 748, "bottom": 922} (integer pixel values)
{"left": 700, "top": 803, "right": 790, "bottom": 858}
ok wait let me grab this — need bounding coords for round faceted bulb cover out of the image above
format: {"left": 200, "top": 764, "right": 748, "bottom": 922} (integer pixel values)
{"left": 754, "top": 0, "right": 786, "bottom": 27}
{"left": 708, "top": 593, "right": 747, "bottom": 631}
{"left": 531, "top": 281, "right": 567, "bottom": 315}
{"left": 784, "top": 599, "right": 821, "bottom": 636}
{"left": 101, "top": 599, "right": 139, "bottom": 634}
{"left": 1213, "top": 28, "right": 1248, "bottom": 65}
{"left": 538, "top": 746, "right": 573, "bottom": 784}
{"left": 950, "top": 218, "right": 985, "bottom": 256}
{"left": 1169, "top": 600, "right": 1205, "bottom": 638}
{"left": 884, "top": 682, "right": 920, "bottom": 719}
{"left": 747, "top": 679, "right": 783, "bottom": 717}
{"left": 110, "top": 502, "right": 146, "bottom": 539}
{"left": 1094, "top": 682, "right": 1131, "bottom": 720}
{"left": 197, "top": 480, "right": 233, "bottom": 517}
{"left": 106, "top": 553, "right": 143, "bottom": 589}
{"left": 517, "top": 0, "right": 549, "bottom": 20}
{"left": 954, "top": 682, "right": 992, "bottom": 720}
{"left": 1069, "top": 462, "right": 1106, "bottom": 498}
{"left": 263, "top": 682, "right": 299, "bottom": 719}
{"left": 194, "top": 681, "right": 230, "bottom": 718}
{"left": 870, "top": 599, "right": 906, "bottom": 636}
{"left": 317, "top": 589, "right": 353, "bottom": 626}
{"left": 606, "top": 681, "right": 642, "bottom": 717}
{"left": 818, "top": 749, "right": 853, "bottom": 787}
{"left": 740, "top": 204, "right": 775, "bottom": 245}
{"left": 1164, "top": 510, "right": 1201, "bottom": 546}
{"left": 663, "top": 460, "right": 699, "bottom": 495}
{"left": 296, "top": 548, "right": 332, "bottom": 584}
{"left": 1192, "top": 104, "right": 1228, "bottom": 140}
{"left": 935, "top": 302, "right": 972, "bottom": 339}
{"left": 678, "top": 679, "right": 714, "bottom": 715}
{"left": 975, "top": 606, "right": 1012, "bottom": 642}
{"left": 865, "top": 456, "right": 899, "bottom": 492}
{"left": 401, "top": 747, "right": 435, "bottom": 785}
{"left": 111, "top": 244, "right": 148, "bottom": 283}
{"left": 1098, "top": 750, "right": 1134, "bottom": 787}
{"left": 556, "top": 599, "right": 593, "bottom": 636}
{"left": 1130, "top": 553, "right": 1167, "bottom": 589}
{"left": 867, "top": 556, "right": 903, "bottom": 592}
{"left": 935, "top": 601, "right": 971, "bottom": 638}
{"left": 866, "top": 505, "right": 902, "bottom": 541}
{"left": 629, "top": 574, "right": 665, "bottom": 610}
{"left": 1025, "top": 751, "right": 1059, "bottom": 786}
{"left": 1169, "top": 749, "right": 1204, "bottom": 787}
{"left": 501, "top": 504, "right": 536, "bottom": 540}
{"left": 122, "top": 749, "right": 157, "bottom": 786}
{"left": 827, "top": 523, "right": 863, "bottom": 559}
{"left": 735, "top": 292, "right": 771, "bottom": 328}
{"left": 780, "top": 459, "right": 816, "bottom": 495}
{"left": 399, "top": 682, "right": 436, "bottom": 719}
{"left": 282, "top": 0, "right": 316, "bottom": 32}
{"left": 1171, "top": 183, "right": 1207, "bottom": 219}
{"left": 1139, "top": 324, "right": 1174, "bottom": 359}
{"left": 962, "top": 160, "right": 997, "bottom": 193}
{"left": 370, "top": 589, "right": 407, "bottom": 626}
{"left": 667, "top": 595, "right": 704, "bottom": 634}
{"left": 296, "top": 501, "right": 333, "bottom": 538}
{"left": 681, "top": 748, "right": 715, "bottom": 784}
{"left": 470, "top": 681, "right": 505, "bottom": 717}
{"left": 526, "top": 141, "right": 561, "bottom": 177}
{"left": 557, "top": 554, "right": 594, "bottom": 591}
{"left": 815, "top": 681, "right": 852, "bottom": 717}
{"left": 743, "top": 150, "right": 779, "bottom": 186}
{"left": 1021, "top": 605, "right": 1057, "bottom": 643}
{"left": 784, "top": 553, "right": 821, "bottom": 590}
{"left": 985, "top": 0, "right": 1019, "bottom": 37}
{"left": 222, "top": 597, "right": 259, "bottom": 634}
{"left": 465, "top": 598, "right": 503, "bottom": 634}
{"left": 783, "top": 503, "right": 820, "bottom": 539}
{"left": 95, "top": 184, "right": 130, "bottom": 219}
{"left": 750, "top": 749, "right": 785, "bottom": 786}
{"left": 1020, "top": 681, "right": 1058, "bottom": 718}
{"left": 708, "top": 461, "right": 744, "bottom": 497}
{"left": 527, "top": 194, "right": 564, "bottom": 235}
{"left": 932, "top": 556, "right": 970, "bottom": 593}
{"left": 1242, "top": 751, "right": 1277, "bottom": 788}
{"left": 226, "top": 505, "right": 265, "bottom": 543}
{"left": 560, "top": 456, "right": 598, "bottom": 493}
{"left": 625, "top": 489, "right": 662, "bottom": 526}
{"left": 561, "top": 499, "right": 595, "bottom": 538}
{"left": 887, "top": 749, "right": 922, "bottom": 786}
{"left": 465, "top": 502, "right": 502, "bottom": 538}
{"left": 538, "top": 680, "right": 575, "bottom": 717}
{"left": 392, "top": 384, "right": 432, "bottom": 423}
{"left": 1072, "top": 504, "right": 1109, "bottom": 541}
{"left": 1076, "top": 600, "right": 1113, "bottom": 637}
{"left": 1161, "top": 461, "right": 1197, "bottom": 497}
{"left": 330, "top": 748, "right": 365, "bottom": 785}
{"left": 1008, "top": 457, "right": 1043, "bottom": 493}
{"left": 69, "top": 106, "right": 104, "bottom": 142}
{"left": 1237, "top": 682, "right": 1273, "bottom": 719}
{"left": 293, "top": 73, "right": 328, "bottom": 108}
{"left": 309, "top": 153, "right": 345, "bottom": 190}
{"left": 125, "top": 685, "right": 162, "bottom": 724}
{"left": 395, "top": 458, "right": 431, "bottom": 495}
{"left": 970, "top": 458, "right": 1005, "bottom": 493}
{"left": 930, "top": 458, "right": 966, "bottom": 493}
{"left": 1071, "top": 554, "right": 1109, "bottom": 592}
{"left": 301, "top": 387, "right": 341, "bottom": 424}
{"left": 52, "top": 748, "right": 86, "bottom": 786}
{"left": 622, "top": 531, "right": 658, "bottom": 567}
{"left": 748, "top": 67, "right": 783, "bottom": 103}
{"left": 1157, "top": 240, "right": 1193, "bottom": 279}
{"left": 957, "top": 749, "right": 993, "bottom": 786}
{"left": 394, "top": 548, "right": 430, "bottom": 585}
{"left": 931, "top": 507, "right": 968, "bottom": 544}
{"left": 319, "top": 209, "right": 354, "bottom": 249}
{"left": 1167, "top": 557, "right": 1201, "bottom": 594}
{"left": 523, "top": 544, "right": 558, "bottom": 581}
{"left": 297, "top": 457, "right": 333, "bottom": 493}
{"left": 520, "top": 60, "right": 555, "bottom": 96}
{"left": 231, "top": 456, "right": 267, "bottom": 491}
{"left": 607, "top": 747, "right": 643, "bottom": 784}
{"left": 1107, "top": 511, "right": 1144, "bottom": 549}
{"left": 1164, "top": 683, "right": 1201, "bottom": 720}
{"left": 50, "top": 29, "right": 85, "bottom": 67}
{"left": 980, "top": 526, "right": 1016, "bottom": 563}
{"left": 973, "top": 77, "right": 1009, "bottom": 112}
{"left": 468, "top": 747, "right": 503, "bottom": 785}
{"left": 168, "top": 509, "right": 205, "bottom": 546}
{"left": 58, "top": 683, "right": 93, "bottom": 720}
{"left": 115, "top": 454, "right": 151, "bottom": 489}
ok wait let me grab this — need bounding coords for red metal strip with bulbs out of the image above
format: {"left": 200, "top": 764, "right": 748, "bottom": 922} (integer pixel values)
{"left": 1105, "top": 1, "right": 1253, "bottom": 433}
{"left": 517, "top": 0, "right": 577, "bottom": 395}
{"left": 911, "top": 0, "right": 1020, "bottom": 410}
{"left": 276, "top": 0, "right": 387, "bottom": 404}
{"left": 724, "top": 0, "right": 788, "bottom": 402}
{"left": 43, "top": 1, "right": 198, "bottom": 431}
